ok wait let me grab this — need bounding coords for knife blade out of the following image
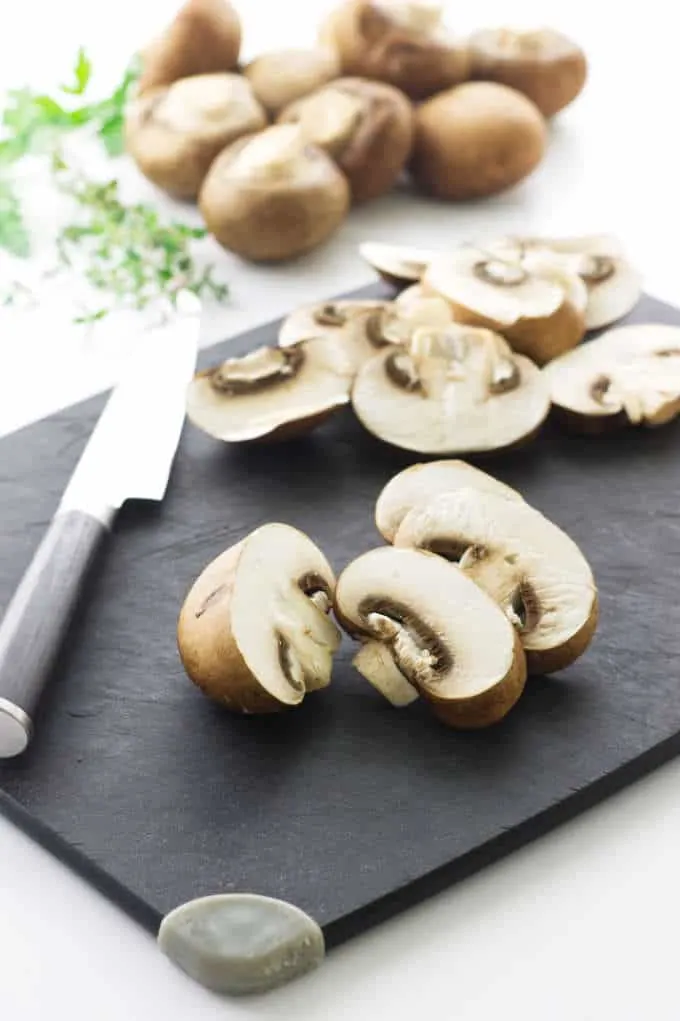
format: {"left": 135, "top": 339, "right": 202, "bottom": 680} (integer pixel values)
{"left": 0, "top": 294, "right": 201, "bottom": 758}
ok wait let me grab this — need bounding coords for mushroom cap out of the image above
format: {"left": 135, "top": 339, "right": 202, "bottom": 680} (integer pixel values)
{"left": 186, "top": 338, "right": 353, "bottom": 443}
{"left": 322, "top": 0, "right": 471, "bottom": 100}
{"left": 543, "top": 323, "right": 680, "bottom": 428}
{"left": 410, "top": 81, "right": 546, "bottom": 200}
{"left": 424, "top": 246, "right": 585, "bottom": 364}
{"left": 375, "top": 459, "right": 523, "bottom": 542}
{"left": 394, "top": 487, "right": 598, "bottom": 674}
{"left": 469, "top": 27, "right": 587, "bottom": 117}
{"left": 279, "top": 299, "right": 391, "bottom": 374}
{"left": 199, "top": 124, "right": 351, "bottom": 262}
{"left": 177, "top": 524, "right": 340, "bottom": 712}
{"left": 125, "top": 73, "right": 267, "bottom": 199}
{"left": 139, "top": 0, "right": 242, "bottom": 93}
{"left": 351, "top": 323, "right": 550, "bottom": 455}
{"left": 278, "top": 77, "right": 414, "bottom": 204}
{"left": 243, "top": 48, "right": 340, "bottom": 117}
{"left": 358, "top": 241, "right": 438, "bottom": 286}
{"left": 335, "top": 545, "right": 527, "bottom": 727}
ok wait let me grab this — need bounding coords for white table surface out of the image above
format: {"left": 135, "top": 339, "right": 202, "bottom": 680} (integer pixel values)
{"left": 1, "top": 1, "right": 679, "bottom": 1017}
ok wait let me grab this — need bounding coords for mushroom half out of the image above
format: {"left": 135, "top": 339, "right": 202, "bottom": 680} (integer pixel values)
{"left": 352, "top": 323, "right": 550, "bottom": 455}
{"left": 278, "top": 300, "right": 392, "bottom": 375}
{"left": 358, "top": 241, "right": 440, "bottom": 288}
{"left": 424, "top": 246, "right": 586, "bottom": 364}
{"left": 375, "top": 460, "right": 523, "bottom": 542}
{"left": 334, "top": 546, "right": 527, "bottom": 727}
{"left": 543, "top": 323, "right": 680, "bottom": 430}
{"left": 177, "top": 524, "right": 341, "bottom": 713}
{"left": 394, "top": 487, "right": 598, "bottom": 674}
{"left": 125, "top": 73, "right": 267, "bottom": 199}
{"left": 186, "top": 338, "right": 353, "bottom": 443}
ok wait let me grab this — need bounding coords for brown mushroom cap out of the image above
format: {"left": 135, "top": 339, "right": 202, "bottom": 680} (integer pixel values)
{"left": 199, "top": 124, "right": 351, "bottom": 262}
{"left": 424, "top": 247, "right": 586, "bottom": 365}
{"left": 394, "top": 488, "right": 598, "bottom": 674}
{"left": 243, "top": 48, "right": 341, "bottom": 117}
{"left": 278, "top": 77, "right": 414, "bottom": 204}
{"left": 334, "top": 545, "right": 527, "bottom": 728}
{"left": 351, "top": 323, "right": 550, "bottom": 454}
{"left": 543, "top": 323, "right": 680, "bottom": 430}
{"left": 469, "top": 28, "right": 587, "bottom": 118}
{"left": 125, "top": 74, "right": 267, "bottom": 199}
{"left": 321, "top": 0, "right": 470, "bottom": 100}
{"left": 186, "top": 337, "right": 354, "bottom": 443}
{"left": 139, "top": 0, "right": 242, "bottom": 93}
{"left": 411, "top": 81, "right": 547, "bottom": 200}
{"left": 177, "top": 524, "right": 341, "bottom": 713}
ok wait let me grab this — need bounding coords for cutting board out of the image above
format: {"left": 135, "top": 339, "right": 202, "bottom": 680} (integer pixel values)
{"left": 2, "top": 283, "right": 680, "bottom": 953}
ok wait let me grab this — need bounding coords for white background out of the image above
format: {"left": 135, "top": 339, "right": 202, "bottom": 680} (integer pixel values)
{"left": 1, "top": 1, "right": 680, "bottom": 1017}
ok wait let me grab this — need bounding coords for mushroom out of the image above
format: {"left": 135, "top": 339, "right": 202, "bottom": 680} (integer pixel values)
{"left": 199, "top": 124, "right": 351, "bottom": 262}
{"left": 358, "top": 241, "right": 438, "bottom": 287}
{"left": 423, "top": 246, "right": 586, "bottom": 365}
{"left": 279, "top": 300, "right": 392, "bottom": 375}
{"left": 469, "top": 28, "right": 587, "bottom": 117}
{"left": 394, "top": 487, "right": 598, "bottom": 674}
{"left": 243, "top": 48, "right": 340, "bottom": 117}
{"left": 543, "top": 323, "right": 680, "bottom": 431}
{"left": 278, "top": 78, "right": 414, "bottom": 204}
{"left": 319, "top": 0, "right": 470, "bottom": 100}
{"left": 177, "top": 524, "right": 341, "bottom": 713}
{"left": 124, "top": 74, "right": 267, "bottom": 199}
{"left": 351, "top": 323, "right": 550, "bottom": 455}
{"left": 334, "top": 546, "right": 527, "bottom": 727}
{"left": 375, "top": 460, "right": 523, "bottom": 543}
{"left": 411, "top": 82, "right": 546, "bottom": 201}
{"left": 495, "top": 235, "right": 642, "bottom": 331}
{"left": 138, "top": 0, "right": 242, "bottom": 93}
{"left": 186, "top": 338, "right": 353, "bottom": 443}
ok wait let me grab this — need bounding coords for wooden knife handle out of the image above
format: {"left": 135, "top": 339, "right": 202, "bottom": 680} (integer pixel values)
{"left": 0, "top": 509, "right": 108, "bottom": 757}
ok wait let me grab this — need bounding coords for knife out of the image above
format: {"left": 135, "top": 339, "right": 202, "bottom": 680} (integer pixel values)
{"left": 0, "top": 294, "right": 201, "bottom": 759}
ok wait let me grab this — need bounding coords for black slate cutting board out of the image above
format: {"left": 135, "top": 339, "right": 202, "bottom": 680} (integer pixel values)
{"left": 2, "top": 283, "right": 680, "bottom": 951}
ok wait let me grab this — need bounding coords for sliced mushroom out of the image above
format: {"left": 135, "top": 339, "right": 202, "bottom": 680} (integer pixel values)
{"left": 125, "top": 74, "right": 267, "bottom": 199}
{"left": 410, "top": 82, "right": 546, "bottom": 201}
{"left": 394, "top": 488, "right": 598, "bottom": 674}
{"left": 543, "top": 323, "right": 680, "bottom": 431}
{"left": 499, "top": 235, "right": 642, "bottom": 331}
{"left": 278, "top": 78, "right": 414, "bottom": 204}
{"left": 375, "top": 460, "right": 523, "bottom": 542}
{"left": 320, "top": 0, "right": 470, "bottom": 100}
{"left": 139, "top": 0, "right": 242, "bottom": 93}
{"left": 351, "top": 323, "right": 550, "bottom": 454}
{"left": 279, "top": 300, "right": 392, "bottom": 374}
{"left": 243, "top": 48, "right": 340, "bottom": 117}
{"left": 334, "top": 546, "right": 527, "bottom": 727}
{"left": 358, "top": 241, "right": 439, "bottom": 287}
{"left": 424, "top": 246, "right": 585, "bottom": 365}
{"left": 469, "top": 28, "right": 587, "bottom": 117}
{"left": 199, "top": 124, "right": 350, "bottom": 262}
{"left": 186, "top": 338, "right": 353, "bottom": 443}
{"left": 177, "top": 524, "right": 341, "bottom": 713}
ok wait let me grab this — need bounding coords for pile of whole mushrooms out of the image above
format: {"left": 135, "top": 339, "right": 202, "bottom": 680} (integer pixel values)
{"left": 178, "top": 461, "right": 598, "bottom": 728}
{"left": 185, "top": 231, "right": 680, "bottom": 454}
{"left": 125, "top": 0, "right": 590, "bottom": 262}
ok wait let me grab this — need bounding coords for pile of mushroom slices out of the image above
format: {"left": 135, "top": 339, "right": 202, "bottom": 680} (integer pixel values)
{"left": 124, "top": 0, "right": 590, "bottom": 263}
{"left": 176, "top": 461, "right": 598, "bottom": 730}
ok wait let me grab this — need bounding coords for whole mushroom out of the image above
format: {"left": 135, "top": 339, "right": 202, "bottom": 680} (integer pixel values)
{"left": 320, "top": 0, "right": 470, "bottom": 100}
{"left": 125, "top": 73, "right": 267, "bottom": 199}
{"left": 139, "top": 0, "right": 242, "bottom": 93}
{"left": 243, "top": 48, "right": 341, "bottom": 117}
{"left": 411, "top": 81, "right": 547, "bottom": 200}
{"left": 279, "top": 78, "right": 414, "bottom": 204}
{"left": 199, "top": 124, "right": 351, "bottom": 262}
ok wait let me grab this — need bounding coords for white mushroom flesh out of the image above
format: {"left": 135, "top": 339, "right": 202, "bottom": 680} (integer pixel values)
{"left": 278, "top": 300, "right": 391, "bottom": 375}
{"left": 394, "top": 488, "right": 596, "bottom": 657}
{"left": 358, "top": 241, "right": 441, "bottom": 284}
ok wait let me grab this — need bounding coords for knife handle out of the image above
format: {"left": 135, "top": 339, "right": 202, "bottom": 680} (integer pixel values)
{"left": 0, "top": 509, "right": 108, "bottom": 758}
